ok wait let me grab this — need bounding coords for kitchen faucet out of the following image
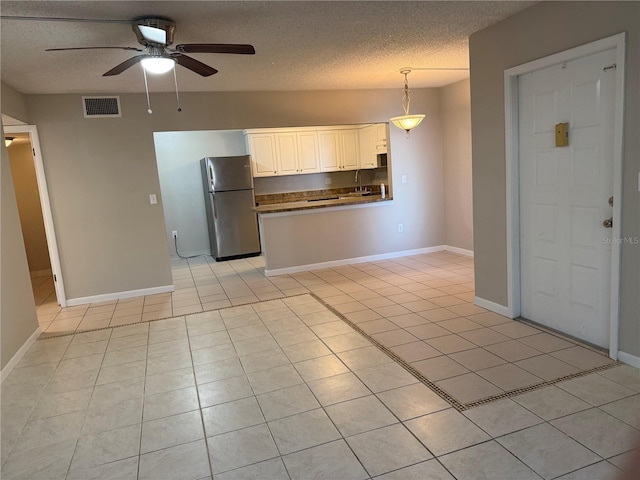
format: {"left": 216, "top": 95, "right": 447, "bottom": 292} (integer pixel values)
{"left": 354, "top": 169, "right": 361, "bottom": 191}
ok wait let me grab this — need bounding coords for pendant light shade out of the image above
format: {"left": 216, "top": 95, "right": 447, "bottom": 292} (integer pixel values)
{"left": 390, "top": 114, "right": 425, "bottom": 132}
{"left": 390, "top": 69, "right": 424, "bottom": 137}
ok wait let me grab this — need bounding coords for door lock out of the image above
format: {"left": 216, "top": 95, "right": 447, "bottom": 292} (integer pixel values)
{"left": 608, "top": 196, "right": 614, "bottom": 207}
{"left": 603, "top": 217, "right": 613, "bottom": 228}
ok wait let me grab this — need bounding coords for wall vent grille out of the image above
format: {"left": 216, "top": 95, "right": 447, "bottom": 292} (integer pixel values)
{"left": 82, "top": 96, "right": 121, "bottom": 118}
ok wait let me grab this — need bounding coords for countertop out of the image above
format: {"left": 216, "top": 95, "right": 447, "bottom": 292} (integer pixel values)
{"left": 254, "top": 193, "right": 392, "bottom": 214}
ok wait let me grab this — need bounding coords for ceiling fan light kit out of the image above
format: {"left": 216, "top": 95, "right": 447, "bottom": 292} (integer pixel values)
{"left": 390, "top": 68, "right": 425, "bottom": 138}
{"left": 140, "top": 56, "right": 175, "bottom": 74}
{"left": 24, "top": 14, "right": 257, "bottom": 114}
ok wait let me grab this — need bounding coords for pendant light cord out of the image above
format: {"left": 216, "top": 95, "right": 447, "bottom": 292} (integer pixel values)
{"left": 143, "top": 67, "right": 152, "bottom": 114}
{"left": 402, "top": 72, "right": 411, "bottom": 116}
{"left": 173, "top": 67, "right": 182, "bottom": 112}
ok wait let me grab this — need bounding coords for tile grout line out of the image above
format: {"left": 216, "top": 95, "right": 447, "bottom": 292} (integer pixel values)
{"left": 309, "top": 292, "right": 624, "bottom": 412}
{"left": 183, "top": 314, "right": 217, "bottom": 479}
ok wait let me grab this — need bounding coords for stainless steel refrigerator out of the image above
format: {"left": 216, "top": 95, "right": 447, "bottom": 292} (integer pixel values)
{"left": 201, "top": 156, "right": 261, "bottom": 261}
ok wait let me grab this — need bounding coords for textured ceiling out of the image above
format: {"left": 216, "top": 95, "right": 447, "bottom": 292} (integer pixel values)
{"left": 0, "top": 1, "right": 534, "bottom": 94}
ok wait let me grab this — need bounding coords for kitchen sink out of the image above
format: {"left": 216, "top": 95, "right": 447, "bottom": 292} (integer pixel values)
{"left": 307, "top": 196, "right": 339, "bottom": 202}
{"left": 340, "top": 191, "right": 373, "bottom": 197}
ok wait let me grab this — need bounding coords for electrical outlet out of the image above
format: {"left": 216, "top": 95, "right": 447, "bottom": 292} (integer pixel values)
{"left": 149, "top": 194, "right": 157, "bottom": 204}
{"left": 401, "top": 175, "right": 407, "bottom": 184}
{"left": 325, "top": 178, "right": 332, "bottom": 185}
{"left": 398, "top": 224, "right": 404, "bottom": 233}
{"left": 172, "top": 231, "right": 178, "bottom": 238}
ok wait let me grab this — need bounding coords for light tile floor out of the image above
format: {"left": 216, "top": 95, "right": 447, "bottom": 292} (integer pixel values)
{"left": 5, "top": 252, "right": 638, "bottom": 479}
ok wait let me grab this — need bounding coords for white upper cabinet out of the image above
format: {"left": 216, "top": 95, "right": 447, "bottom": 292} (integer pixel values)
{"left": 340, "top": 130, "right": 360, "bottom": 170}
{"left": 245, "top": 124, "right": 383, "bottom": 177}
{"left": 296, "top": 131, "right": 321, "bottom": 173}
{"left": 274, "top": 132, "right": 299, "bottom": 175}
{"left": 318, "top": 131, "right": 341, "bottom": 171}
{"left": 318, "top": 129, "right": 360, "bottom": 172}
{"left": 247, "top": 134, "right": 277, "bottom": 177}
{"left": 358, "top": 124, "right": 377, "bottom": 169}
{"left": 375, "top": 123, "right": 388, "bottom": 153}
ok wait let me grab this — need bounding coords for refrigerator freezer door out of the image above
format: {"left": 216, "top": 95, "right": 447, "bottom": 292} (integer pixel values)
{"left": 209, "top": 189, "right": 260, "bottom": 260}
{"left": 205, "top": 156, "right": 254, "bottom": 192}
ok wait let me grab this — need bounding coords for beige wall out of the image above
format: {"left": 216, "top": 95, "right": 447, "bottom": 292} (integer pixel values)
{"left": 441, "top": 79, "right": 473, "bottom": 251}
{"left": 1, "top": 124, "right": 39, "bottom": 369}
{"left": 25, "top": 88, "right": 445, "bottom": 301}
{"left": 8, "top": 141, "right": 51, "bottom": 273}
{"left": 469, "top": 1, "right": 639, "bottom": 356}
{"left": 1, "top": 81, "right": 29, "bottom": 123}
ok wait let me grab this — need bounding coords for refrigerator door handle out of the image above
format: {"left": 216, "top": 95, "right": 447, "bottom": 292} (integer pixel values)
{"left": 211, "top": 193, "right": 217, "bottom": 219}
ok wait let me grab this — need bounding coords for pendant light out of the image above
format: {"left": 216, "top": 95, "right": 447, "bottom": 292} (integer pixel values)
{"left": 390, "top": 68, "right": 425, "bottom": 138}
{"left": 5, "top": 137, "right": 15, "bottom": 147}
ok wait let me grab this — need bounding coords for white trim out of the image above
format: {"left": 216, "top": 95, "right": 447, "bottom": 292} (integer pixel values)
{"left": 66, "top": 285, "right": 175, "bottom": 307}
{"left": 0, "top": 327, "right": 42, "bottom": 384}
{"left": 258, "top": 199, "right": 394, "bottom": 218}
{"left": 617, "top": 351, "right": 640, "bottom": 369}
{"left": 265, "top": 246, "right": 446, "bottom": 277}
{"left": 4, "top": 125, "right": 67, "bottom": 307}
{"left": 474, "top": 296, "right": 513, "bottom": 318}
{"left": 504, "top": 33, "right": 626, "bottom": 359}
{"left": 30, "top": 269, "right": 53, "bottom": 278}
{"left": 443, "top": 246, "right": 474, "bottom": 257}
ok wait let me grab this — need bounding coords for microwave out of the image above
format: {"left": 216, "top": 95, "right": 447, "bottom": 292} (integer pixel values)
{"left": 376, "top": 153, "right": 388, "bottom": 168}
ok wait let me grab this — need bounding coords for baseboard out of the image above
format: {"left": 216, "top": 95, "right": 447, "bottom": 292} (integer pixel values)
{"left": 30, "top": 269, "right": 52, "bottom": 278}
{"left": 474, "top": 296, "right": 514, "bottom": 318}
{"left": 617, "top": 351, "right": 640, "bottom": 368}
{"left": 66, "top": 285, "right": 175, "bottom": 307}
{"left": 443, "top": 246, "right": 474, "bottom": 257}
{"left": 265, "top": 246, "right": 447, "bottom": 277}
{"left": 1, "top": 326, "right": 42, "bottom": 384}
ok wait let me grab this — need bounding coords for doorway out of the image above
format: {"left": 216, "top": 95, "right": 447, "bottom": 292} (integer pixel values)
{"left": 4, "top": 125, "right": 67, "bottom": 307}
{"left": 504, "top": 33, "right": 625, "bottom": 358}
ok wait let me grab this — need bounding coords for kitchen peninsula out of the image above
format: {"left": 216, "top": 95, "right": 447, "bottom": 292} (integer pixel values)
{"left": 245, "top": 122, "right": 394, "bottom": 276}
{"left": 254, "top": 188, "right": 394, "bottom": 276}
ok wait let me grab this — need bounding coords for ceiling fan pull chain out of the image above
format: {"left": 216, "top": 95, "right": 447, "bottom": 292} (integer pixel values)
{"left": 142, "top": 67, "right": 153, "bottom": 114}
{"left": 173, "top": 68, "right": 182, "bottom": 112}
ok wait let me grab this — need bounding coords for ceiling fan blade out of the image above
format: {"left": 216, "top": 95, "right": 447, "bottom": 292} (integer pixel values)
{"left": 0, "top": 15, "right": 130, "bottom": 24}
{"left": 171, "top": 53, "right": 218, "bottom": 77}
{"left": 103, "top": 55, "right": 146, "bottom": 76}
{"left": 47, "top": 46, "right": 144, "bottom": 52}
{"left": 175, "top": 44, "right": 255, "bottom": 55}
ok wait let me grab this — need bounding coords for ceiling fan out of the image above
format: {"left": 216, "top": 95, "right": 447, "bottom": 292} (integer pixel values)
{"left": 45, "top": 16, "right": 255, "bottom": 77}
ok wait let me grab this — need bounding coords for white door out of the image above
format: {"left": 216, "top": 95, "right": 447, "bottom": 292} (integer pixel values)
{"left": 519, "top": 48, "right": 616, "bottom": 348}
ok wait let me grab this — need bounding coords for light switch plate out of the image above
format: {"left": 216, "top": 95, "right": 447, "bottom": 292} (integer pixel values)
{"left": 401, "top": 175, "right": 407, "bottom": 184}
{"left": 149, "top": 194, "right": 157, "bottom": 204}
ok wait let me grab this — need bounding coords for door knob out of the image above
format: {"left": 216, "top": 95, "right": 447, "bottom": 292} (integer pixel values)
{"left": 603, "top": 217, "right": 613, "bottom": 228}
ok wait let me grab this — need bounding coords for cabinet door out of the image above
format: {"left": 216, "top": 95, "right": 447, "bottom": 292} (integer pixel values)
{"left": 375, "top": 123, "right": 388, "bottom": 153}
{"left": 248, "top": 134, "right": 277, "bottom": 176}
{"left": 275, "top": 132, "right": 299, "bottom": 175}
{"left": 340, "top": 130, "right": 360, "bottom": 170}
{"left": 318, "top": 131, "right": 341, "bottom": 171}
{"left": 358, "top": 125, "right": 376, "bottom": 169}
{"left": 296, "top": 131, "right": 321, "bottom": 173}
